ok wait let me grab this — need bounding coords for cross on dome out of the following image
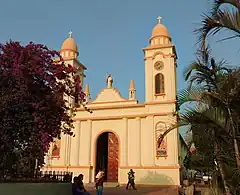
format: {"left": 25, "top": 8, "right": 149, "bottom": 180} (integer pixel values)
{"left": 69, "top": 31, "right": 73, "bottom": 38}
{"left": 157, "top": 16, "right": 162, "bottom": 24}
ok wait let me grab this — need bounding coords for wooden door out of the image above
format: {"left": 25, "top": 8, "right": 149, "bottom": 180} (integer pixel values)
{"left": 107, "top": 132, "right": 119, "bottom": 182}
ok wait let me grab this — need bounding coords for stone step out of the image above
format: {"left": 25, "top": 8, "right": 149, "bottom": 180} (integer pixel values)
{"left": 104, "top": 182, "right": 120, "bottom": 188}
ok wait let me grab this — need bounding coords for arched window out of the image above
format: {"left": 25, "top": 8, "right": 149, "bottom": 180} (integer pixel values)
{"left": 155, "top": 73, "right": 165, "bottom": 94}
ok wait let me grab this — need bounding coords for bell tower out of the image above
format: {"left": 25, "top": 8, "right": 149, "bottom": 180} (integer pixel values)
{"left": 143, "top": 17, "right": 177, "bottom": 103}
{"left": 60, "top": 31, "right": 86, "bottom": 87}
{"left": 60, "top": 31, "right": 87, "bottom": 106}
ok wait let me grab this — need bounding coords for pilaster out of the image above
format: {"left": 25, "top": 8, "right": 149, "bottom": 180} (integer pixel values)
{"left": 63, "top": 134, "right": 68, "bottom": 165}
{"left": 88, "top": 120, "right": 92, "bottom": 165}
{"left": 76, "top": 121, "right": 81, "bottom": 165}
{"left": 136, "top": 117, "right": 142, "bottom": 165}
{"left": 123, "top": 117, "right": 128, "bottom": 166}
{"left": 67, "top": 135, "right": 71, "bottom": 166}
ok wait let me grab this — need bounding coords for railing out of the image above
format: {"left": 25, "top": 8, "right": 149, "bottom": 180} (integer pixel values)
{"left": 0, "top": 171, "right": 73, "bottom": 183}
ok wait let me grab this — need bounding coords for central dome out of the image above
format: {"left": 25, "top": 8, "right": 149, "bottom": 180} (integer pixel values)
{"left": 151, "top": 23, "right": 170, "bottom": 39}
{"left": 61, "top": 37, "right": 78, "bottom": 53}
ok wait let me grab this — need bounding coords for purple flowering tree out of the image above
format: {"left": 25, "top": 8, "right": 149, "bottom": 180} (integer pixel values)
{"left": 0, "top": 41, "right": 85, "bottom": 175}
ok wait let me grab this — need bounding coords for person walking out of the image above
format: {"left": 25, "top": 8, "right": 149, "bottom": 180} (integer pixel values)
{"left": 126, "top": 169, "right": 136, "bottom": 190}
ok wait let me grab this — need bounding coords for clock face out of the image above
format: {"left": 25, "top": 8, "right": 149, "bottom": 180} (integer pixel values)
{"left": 154, "top": 61, "right": 164, "bottom": 71}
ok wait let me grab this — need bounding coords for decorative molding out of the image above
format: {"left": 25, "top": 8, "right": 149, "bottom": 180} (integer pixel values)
{"left": 143, "top": 44, "right": 174, "bottom": 51}
{"left": 89, "top": 99, "right": 137, "bottom": 105}
{"left": 119, "top": 165, "right": 180, "bottom": 169}
{"left": 74, "top": 100, "right": 176, "bottom": 111}
{"left": 72, "top": 112, "right": 174, "bottom": 121}
{"left": 44, "top": 165, "right": 179, "bottom": 169}
{"left": 44, "top": 165, "right": 93, "bottom": 169}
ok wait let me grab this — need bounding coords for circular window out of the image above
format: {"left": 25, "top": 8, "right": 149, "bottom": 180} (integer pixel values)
{"left": 154, "top": 61, "right": 164, "bottom": 71}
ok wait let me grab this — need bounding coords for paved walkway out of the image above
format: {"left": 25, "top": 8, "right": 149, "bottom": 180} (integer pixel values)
{"left": 86, "top": 186, "right": 178, "bottom": 195}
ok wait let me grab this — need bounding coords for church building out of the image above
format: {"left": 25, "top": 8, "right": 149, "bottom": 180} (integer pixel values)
{"left": 44, "top": 17, "right": 181, "bottom": 186}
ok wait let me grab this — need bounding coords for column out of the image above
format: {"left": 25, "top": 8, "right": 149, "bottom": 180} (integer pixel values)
{"left": 76, "top": 121, "right": 81, "bottom": 165}
{"left": 65, "top": 135, "right": 71, "bottom": 166}
{"left": 88, "top": 120, "right": 92, "bottom": 165}
{"left": 67, "top": 135, "right": 71, "bottom": 166}
{"left": 123, "top": 117, "right": 128, "bottom": 166}
{"left": 173, "top": 121, "right": 179, "bottom": 165}
{"left": 64, "top": 134, "right": 68, "bottom": 165}
{"left": 136, "top": 117, "right": 142, "bottom": 165}
{"left": 148, "top": 116, "right": 155, "bottom": 166}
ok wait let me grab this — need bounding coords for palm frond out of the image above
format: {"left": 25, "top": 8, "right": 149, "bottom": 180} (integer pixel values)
{"left": 196, "top": 9, "right": 240, "bottom": 46}
{"left": 211, "top": 0, "right": 240, "bottom": 16}
{"left": 180, "top": 106, "right": 227, "bottom": 130}
{"left": 177, "top": 86, "right": 205, "bottom": 107}
{"left": 158, "top": 106, "right": 229, "bottom": 147}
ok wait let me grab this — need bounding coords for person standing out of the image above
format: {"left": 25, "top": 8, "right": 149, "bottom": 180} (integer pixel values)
{"left": 126, "top": 169, "right": 136, "bottom": 190}
{"left": 95, "top": 170, "right": 105, "bottom": 195}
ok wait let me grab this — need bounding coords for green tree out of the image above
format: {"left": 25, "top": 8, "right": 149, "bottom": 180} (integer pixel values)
{"left": 158, "top": 48, "right": 240, "bottom": 194}
{"left": 0, "top": 41, "right": 86, "bottom": 176}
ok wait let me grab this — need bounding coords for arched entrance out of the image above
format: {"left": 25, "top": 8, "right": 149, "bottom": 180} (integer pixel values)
{"left": 95, "top": 132, "right": 119, "bottom": 182}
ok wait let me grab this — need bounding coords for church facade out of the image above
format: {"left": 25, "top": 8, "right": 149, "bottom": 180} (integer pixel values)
{"left": 44, "top": 18, "right": 181, "bottom": 186}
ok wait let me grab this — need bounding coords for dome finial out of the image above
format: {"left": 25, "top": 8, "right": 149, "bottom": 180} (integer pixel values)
{"left": 69, "top": 30, "right": 73, "bottom": 38}
{"left": 157, "top": 16, "right": 162, "bottom": 24}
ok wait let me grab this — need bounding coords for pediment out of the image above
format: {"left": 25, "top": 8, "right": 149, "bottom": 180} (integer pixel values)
{"left": 93, "top": 88, "right": 127, "bottom": 103}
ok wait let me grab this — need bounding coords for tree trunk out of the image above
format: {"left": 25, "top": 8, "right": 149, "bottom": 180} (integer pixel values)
{"left": 227, "top": 107, "right": 240, "bottom": 167}
{"left": 233, "top": 138, "right": 240, "bottom": 167}
{"left": 217, "top": 160, "right": 231, "bottom": 195}
{"left": 214, "top": 141, "right": 231, "bottom": 195}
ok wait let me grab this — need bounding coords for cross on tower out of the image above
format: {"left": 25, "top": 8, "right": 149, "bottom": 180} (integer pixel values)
{"left": 157, "top": 16, "right": 162, "bottom": 24}
{"left": 69, "top": 31, "right": 73, "bottom": 38}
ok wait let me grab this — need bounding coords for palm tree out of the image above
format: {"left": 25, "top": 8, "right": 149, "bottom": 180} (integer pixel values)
{"left": 157, "top": 48, "right": 240, "bottom": 193}
{"left": 161, "top": 86, "right": 236, "bottom": 194}
{"left": 195, "top": 0, "right": 240, "bottom": 170}
{"left": 197, "top": 0, "right": 240, "bottom": 48}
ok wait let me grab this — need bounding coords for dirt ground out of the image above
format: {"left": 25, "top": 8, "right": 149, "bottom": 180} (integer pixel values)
{"left": 86, "top": 186, "right": 179, "bottom": 195}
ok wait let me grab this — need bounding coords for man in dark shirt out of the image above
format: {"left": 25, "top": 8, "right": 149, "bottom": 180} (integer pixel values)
{"left": 126, "top": 169, "right": 136, "bottom": 190}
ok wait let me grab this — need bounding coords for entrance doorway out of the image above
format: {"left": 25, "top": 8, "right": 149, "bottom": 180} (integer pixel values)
{"left": 95, "top": 132, "right": 119, "bottom": 182}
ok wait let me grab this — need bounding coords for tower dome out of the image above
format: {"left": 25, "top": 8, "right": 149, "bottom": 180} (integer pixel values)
{"left": 61, "top": 37, "right": 78, "bottom": 52}
{"left": 149, "top": 16, "right": 171, "bottom": 45}
{"left": 151, "top": 23, "right": 170, "bottom": 39}
{"left": 60, "top": 31, "right": 79, "bottom": 59}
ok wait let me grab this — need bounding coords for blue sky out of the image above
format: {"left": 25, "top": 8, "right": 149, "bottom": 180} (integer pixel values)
{"left": 0, "top": 0, "right": 239, "bottom": 103}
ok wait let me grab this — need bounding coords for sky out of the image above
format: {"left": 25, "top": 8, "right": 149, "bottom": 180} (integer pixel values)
{"left": 0, "top": 0, "right": 239, "bottom": 103}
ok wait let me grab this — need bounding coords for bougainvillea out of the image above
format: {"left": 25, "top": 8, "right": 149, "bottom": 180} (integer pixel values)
{"left": 0, "top": 41, "right": 85, "bottom": 174}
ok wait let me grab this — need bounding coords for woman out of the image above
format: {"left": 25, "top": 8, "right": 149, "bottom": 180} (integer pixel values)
{"left": 72, "top": 175, "right": 90, "bottom": 195}
{"left": 72, "top": 177, "right": 83, "bottom": 195}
